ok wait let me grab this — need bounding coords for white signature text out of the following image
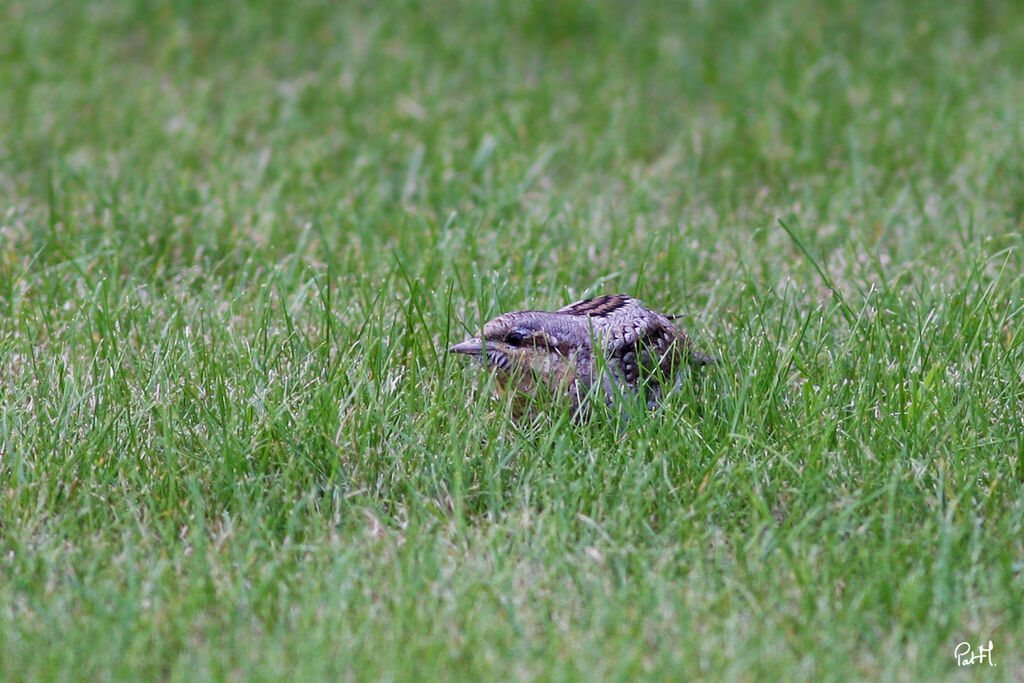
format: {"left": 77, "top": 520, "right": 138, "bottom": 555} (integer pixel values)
{"left": 954, "top": 640, "right": 996, "bottom": 667}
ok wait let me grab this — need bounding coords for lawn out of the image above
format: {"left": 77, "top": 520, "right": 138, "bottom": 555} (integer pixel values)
{"left": 2, "top": 0, "right": 1023, "bottom": 679}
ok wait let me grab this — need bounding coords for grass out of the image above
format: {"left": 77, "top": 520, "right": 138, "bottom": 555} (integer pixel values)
{"left": 2, "top": 0, "right": 1023, "bottom": 679}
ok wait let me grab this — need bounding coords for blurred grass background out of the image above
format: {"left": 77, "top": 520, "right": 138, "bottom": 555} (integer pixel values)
{"left": 1, "top": 0, "right": 1023, "bottom": 679}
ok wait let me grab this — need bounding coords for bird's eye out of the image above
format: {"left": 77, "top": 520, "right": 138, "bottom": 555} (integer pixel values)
{"left": 505, "top": 328, "right": 531, "bottom": 346}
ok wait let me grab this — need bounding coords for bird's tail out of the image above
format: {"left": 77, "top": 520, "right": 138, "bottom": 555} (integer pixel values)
{"left": 689, "top": 349, "right": 719, "bottom": 368}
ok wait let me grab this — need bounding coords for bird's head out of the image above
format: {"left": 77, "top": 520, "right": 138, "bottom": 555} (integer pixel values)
{"left": 449, "top": 310, "right": 587, "bottom": 400}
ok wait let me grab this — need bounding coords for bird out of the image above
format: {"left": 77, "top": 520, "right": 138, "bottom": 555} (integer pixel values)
{"left": 449, "top": 294, "right": 716, "bottom": 416}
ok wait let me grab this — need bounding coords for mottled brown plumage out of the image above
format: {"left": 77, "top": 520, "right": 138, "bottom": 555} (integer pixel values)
{"left": 450, "top": 294, "right": 715, "bottom": 414}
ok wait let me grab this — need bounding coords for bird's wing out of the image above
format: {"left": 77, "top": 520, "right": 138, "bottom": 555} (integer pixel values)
{"left": 558, "top": 296, "right": 690, "bottom": 382}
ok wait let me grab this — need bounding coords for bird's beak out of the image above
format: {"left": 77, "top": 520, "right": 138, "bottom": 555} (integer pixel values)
{"left": 449, "top": 338, "right": 484, "bottom": 356}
